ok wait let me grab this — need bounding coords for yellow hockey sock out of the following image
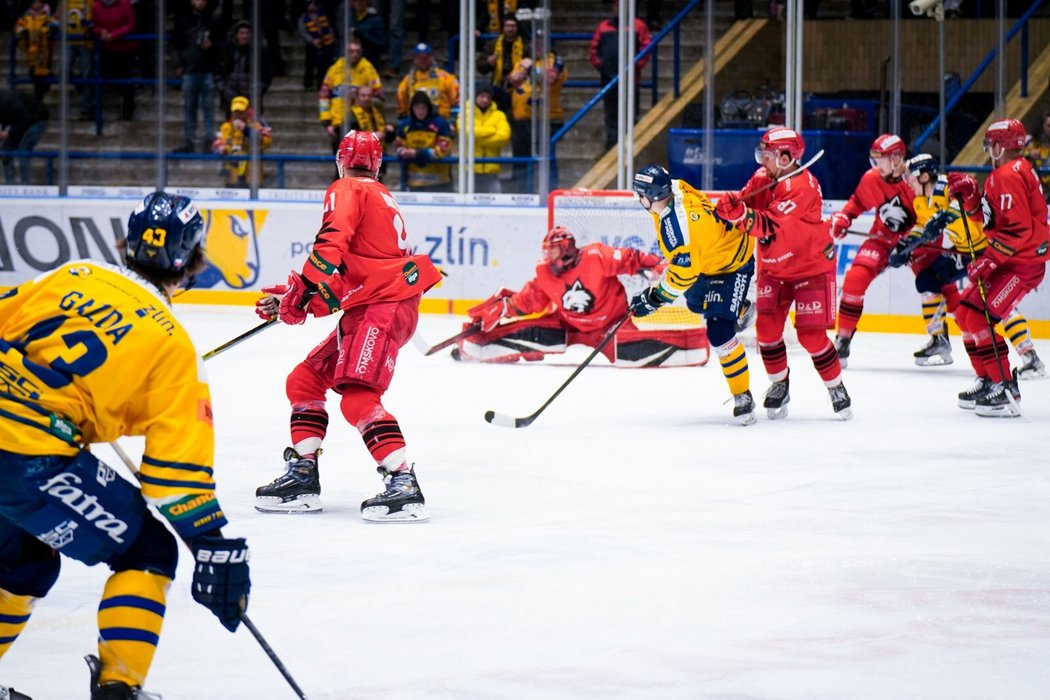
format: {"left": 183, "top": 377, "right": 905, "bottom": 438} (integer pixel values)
{"left": 97, "top": 570, "right": 171, "bottom": 687}
{"left": 716, "top": 338, "right": 750, "bottom": 396}
{"left": 1000, "top": 314, "right": 1034, "bottom": 355}
{"left": 0, "top": 588, "right": 35, "bottom": 659}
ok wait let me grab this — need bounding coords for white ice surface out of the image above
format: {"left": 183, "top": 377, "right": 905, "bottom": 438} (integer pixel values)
{"left": 4, "top": 306, "right": 1050, "bottom": 700}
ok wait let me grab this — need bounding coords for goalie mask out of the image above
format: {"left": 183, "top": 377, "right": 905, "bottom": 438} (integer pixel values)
{"left": 126, "top": 191, "right": 206, "bottom": 274}
{"left": 542, "top": 226, "right": 580, "bottom": 275}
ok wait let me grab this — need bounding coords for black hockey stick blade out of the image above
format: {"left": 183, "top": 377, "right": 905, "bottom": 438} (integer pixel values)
{"left": 483, "top": 312, "right": 633, "bottom": 428}
{"left": 413, "top": 322, "right": 483, "bottom": 356}
{"left": 201, "top": 317, "right": 278, "bottom": 361}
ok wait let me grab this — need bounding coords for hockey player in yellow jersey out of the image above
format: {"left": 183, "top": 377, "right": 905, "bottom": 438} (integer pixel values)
{"left": 630, "top": 164, "right": 759, "bottom": 424}
{"left": 0, "top": 192, "right": 250, "bottom": 699}
{"left": 892, "top": 154, "right": 1045, "bottom": 378}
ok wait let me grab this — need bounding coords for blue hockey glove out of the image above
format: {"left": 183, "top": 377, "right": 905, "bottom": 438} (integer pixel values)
{"left": 191, "top": 536, "right": 250, "bottom": 632}
{"left": 888, "top": 238, "right": 915, "bottom": 268}
{"left": 630, "top": 287, "right": 666, "bottom": 317}
{"left": 921, "top": 209, "right": 954, "bottom": 242}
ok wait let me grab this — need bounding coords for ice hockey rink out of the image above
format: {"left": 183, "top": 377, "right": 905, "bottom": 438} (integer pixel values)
{"left": 4, "top": 306, "right": 1050, "bottom": 699}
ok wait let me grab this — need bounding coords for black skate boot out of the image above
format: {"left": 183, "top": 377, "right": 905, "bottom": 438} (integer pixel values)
{"left": 957, "top": 376, "right": 993, "bottom": 410}
{"left": 1017, "top": 349, "right": 1047, "bottom": 381}
{"left": 85, "top": 654, "right": 161, "bottom": 700}
{"left": 827, "top": 381, "right": 853, "bottom": 420}
{"left": 833, "top": 334, "right": 852, "bottom": 369}
{"left": 732, "top": 390, "right": 756, "bottom": 426}
{"left": 255, "top": 448, "right": 322, "bottom": 513}
{"left": 974, "top": 371, "right": 1021, "bottom": 418}
{"left": 0, "top": 685, "right": 33, "bottom": 700}
{"left": 361, "top": 465, "right": 429, "bottom": 522}
{"left": 913, "top": 334, "right": 953, "bottom": 366}
{"left": 735, "top": 299, "right": 756, "bottom": 333}
{"left": 762, "top": 372, "right": 790, "bottom": 420}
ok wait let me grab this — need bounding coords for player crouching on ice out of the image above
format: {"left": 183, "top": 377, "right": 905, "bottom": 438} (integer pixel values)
{"left": 454, "top": 225, "right": 710, "bottom": 368}
{"left": 254, "top": 130, "right": 442, "bottom": 519}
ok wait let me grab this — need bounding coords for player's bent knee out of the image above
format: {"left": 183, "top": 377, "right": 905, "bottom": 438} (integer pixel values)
{"left": 705, "top": 317, "right": 737, "bottom": 348}
{"left": 108, "top": 514, "right": 178, "bottom": 580}
{"left": 286, "top": 362, "right": 329, "bottom": 403}
{"left": 0, "top": 532, "right": 61, "bottom": 598}
{"left": 795, "top": 327, "right": 831, "bottom": 354}
{"left": 338, "top": 384, "right": 386, "bottom": 427}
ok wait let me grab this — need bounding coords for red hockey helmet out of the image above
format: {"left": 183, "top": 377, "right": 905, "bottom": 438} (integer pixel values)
{"left": 869, "top": 133, "right": 906, "bottom": 166}
{"left": 983, "top": 119, "right": 1028, "bottom": 153}
{"left": 336, "top": 129, "right": 383, "bottom": 177}
{"left": 542, "top": 226, "right": 580, "bottom": 275}
{"left": 755, "top": 128, "right": 805, "bottom": 163}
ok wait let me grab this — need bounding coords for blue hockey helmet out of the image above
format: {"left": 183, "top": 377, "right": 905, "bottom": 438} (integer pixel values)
{"left": 906, "top": 153, "right": 940, "bottom": 179}
{"left": 126, "top": 192, "right": 206, "bottom": 273}
{"left": 632, "top": 164, "right": 673, "bottom": 203}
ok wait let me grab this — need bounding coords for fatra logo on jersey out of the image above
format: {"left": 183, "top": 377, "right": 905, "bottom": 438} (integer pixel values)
{"left": 38, "top": 472, "right": 129, "bottom": 544}
{"left": 878, "top": 195, "right": 909, "bottom": 233}
{"left": 562, "top": 280, "right": 595, "bottom": 314}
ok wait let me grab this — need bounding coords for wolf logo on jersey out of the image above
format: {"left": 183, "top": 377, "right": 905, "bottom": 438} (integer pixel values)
{"left": 878, "top": 195, "right": 910, "bottom": 233}
{"left": 562, "top": 280, "right": 595, "bottom": 314}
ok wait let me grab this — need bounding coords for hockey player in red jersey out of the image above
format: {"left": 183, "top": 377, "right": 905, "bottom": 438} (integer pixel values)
{"left": 457, "top": 226, "right": 710, "bottom": 367}
{"left": 946, "top": 118, "right": 1049, "bottom": 417}
{"left": 254, "top": 130, "right": 442, "bottom": 519}
{"left": 714, "top": 128, "right": 852, "bottom": 420}
{"left": 828, "top": 134, "right": 917, "bottom": 366}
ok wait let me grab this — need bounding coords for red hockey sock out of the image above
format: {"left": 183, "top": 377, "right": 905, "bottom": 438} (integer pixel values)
{"left": 977, "top": 336, "right": 1010, "bottom": 383}
{"left": 286, "top": 363, "right": 331, "bottom": 447}
{"left": 837, "top": 265, "right": 876, "bottom": 337}
{"left": 797, "top": 329, "right": 842, "bottom": 383}
{"left": 339, "top": 386, "right": 406, "bottom": 466}
{"left": 758, "top": 339, "right": 788, "bottom": 379}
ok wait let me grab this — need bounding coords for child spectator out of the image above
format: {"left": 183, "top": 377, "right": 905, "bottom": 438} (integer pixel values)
{"left": 394, "top": 90, "right": 453, "bottom": 192}
{"left": 16, "top": 0, "right": 58, "bottom": 101}
{"left": 297, "top": 0, "right": 337, "bottom": 91}
{"left": 212, "top": 95, "right": 273, "bottom": 188}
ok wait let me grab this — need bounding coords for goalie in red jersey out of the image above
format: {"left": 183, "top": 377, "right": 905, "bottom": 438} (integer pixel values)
{"left": 946, "top": 118, "right": 1050, "bottom": 418}
{"left": 253, "top": 129, "right": 442, "bottom": 520}
{"left": 454, "top": 226, "right": 710, "bottom": 367}
{"left": 827, "top": 133, "right": 918, "bottom": 366}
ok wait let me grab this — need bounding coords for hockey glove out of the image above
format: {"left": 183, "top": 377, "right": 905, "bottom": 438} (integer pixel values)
{"left": 630, "top": 287, "right": 666, "bottom": 317}
{"left": 714, "top": 192, "right": 748, "bottom": 225}
{"left": 888, "top": 237, "right": 916, "bottom": 268}
{"left": 946, "top": 173, "right": 981, "bottom": 215}
{"left": 254, "top": 283, "right": 288, "bottom": 321}
{"left": 967, "top": 254, "right": 998, "bottom": 285}
{"left": 922, "top": 209, "right": 954, "bottom": 242}
{"left": 190, "top": 536, "right": 250, "bottom": 633}
{"left": 827, "top": 211, "right": 852, "bottom": 240}
{"left": 468, "top": 288, "right": 515, "bottom": 333}
{"left": 277, "top": 271, "right": 313, "bottom": 325}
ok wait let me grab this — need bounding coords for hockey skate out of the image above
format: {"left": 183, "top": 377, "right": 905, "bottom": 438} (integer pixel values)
{"left": 957, "top": 376, "right": 993, "bottom": 410}
{"left": 361, "top": 465, "right": 429, "bottom": 522}
{"left": 827, "top": 382, "right": 853, "bottom": 420}
{"left": 735, "top": 299, "right": 756, "bottom": 333}
{"left": 833, "top": 334, "right": 852, "bottom": 369}
{"left": 1016, "top": 349, "right": 1047, "bottom": 381}
{"left": 732, "top": 390, "right": 757, "bottom": 426}
{"left": 255, "top": 448, "right": 322, "bottom": 514}
{"left": 0, "top": 686, "right": 33, "bottom": 700}
{"left": 974, "top": 372, "right": 1022, "bottom": 418}
{"left": 762, "top": 373, "right": 790, "bottom": 420}
{"left": 913, "top": 334, "right": 953, "bottom": 366}
{"left": 86, "top": 654, "right": 161, "bottom": 700}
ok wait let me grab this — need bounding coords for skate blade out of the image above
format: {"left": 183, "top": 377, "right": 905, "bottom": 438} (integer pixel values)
{"left": 957, "top": 399, "right": 976, "bottom": 410}
{"left": 1017, "top": 368, "right": 1047, "bottom": 381}
{"left": 765, "top": 405, "right": 789, "bottom": 420}
{"left": 255, "top": 495, "right": 323, "bottom": 514}
{"left": 834, "top": 406, "right": 854, "bottom": 421}
{"left": 734, "top": 411, "right": 757, "bottom": 426}
{"left": 974, "top": 404, "right": 1022, "bottom": 418}
{"left": 361, "top": 503, "right": 430, "bottom": 523}
{"left": 914, "top": 354, "right": 953, "bottom": 367}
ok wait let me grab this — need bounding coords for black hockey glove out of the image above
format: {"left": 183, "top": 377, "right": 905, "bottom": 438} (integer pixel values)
{"left": 921, "top": 209, "right": 953, "bottom": 242}
{"left": 191, "top": 536, "right": 251, "bottom": 632}
{"left": 888, "top": 238, "right": 915, "bottom": 268}
{"left": 630, "top": 287, "right": 666, "bottom": 317}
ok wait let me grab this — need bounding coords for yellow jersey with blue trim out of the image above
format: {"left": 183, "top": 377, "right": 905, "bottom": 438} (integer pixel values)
{"left": 646, "top": 179, "right": 754, "bottom": 302}
{"left": 912, "top": 176, "right": 987, "bottom": 254}
{"left": 0, "top": 261, "right": 220, "bottom": 507}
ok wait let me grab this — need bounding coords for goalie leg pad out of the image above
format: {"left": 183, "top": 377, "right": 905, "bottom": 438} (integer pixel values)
{"left": 458, "top": 317, "right": 567, "bottom": 363}
{"left": 613, "top": 325, "right": 709, "bottom": 367}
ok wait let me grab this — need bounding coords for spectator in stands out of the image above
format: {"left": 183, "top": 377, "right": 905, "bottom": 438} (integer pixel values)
{"left": 336, "top": 0, "right": 388, "bottom": 68}
{"left": 215, "top": 0, "right": 286, "bottom": 77}
{"left": 1025, "top": 111, "right": 1050, "bottom": 201}
{"left": 62, "top": 0, "right": 95, "bottom": 120}
{"left": 396, "top": 42, "right": 459, "bottom": 119}
{"left": 0, "top": 89, "right": 49, "bottom": 185}
{"left": 505, "top": 51, "right": 567, "bottom": 192}
{"left": 15, "top": 0, "right": 58, "bottom": 101}
{"left": 212, "top": 95, "right": 272, "bottom": 188}
{"left": 348, "top": 84, "right": 393, "bottom": 142}
{"left": 297, "top": 0, "right": 337, "bottom": 91}
{"left": 478, "top": 16, "right": 525, "bottom": 116}
{"left": 459, "top": 83, "right": 510, "bottom": 193}
{"left": 318, "top": 38, "right": 384, "bottom": 140}
{"left": 588, "top": 2, "right": 652, "bottom": 150}
{"left": 172, "top": 0, "right": 220, "bottom": 154}
{"left": 395, "top": 90, "right": 453, "bottom": 192}
{"left": 92, "top": 0, "right": 139, "bottom": 121}
{"left": 379, "top": 0, "right": 406, "bottom": 79}
{"left": 216, "top": 20, "right": 273, "bottom": 113}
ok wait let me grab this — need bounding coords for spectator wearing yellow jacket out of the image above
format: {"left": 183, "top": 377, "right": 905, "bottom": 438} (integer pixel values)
{"left": 396, "top": 43, "right": 459, "bottom": 120}
{"left": 319, "top": 39, "right": 383, "bottom": 140}
{"left": 458, "top": 84, "right": 510, "bottom": 193}
{"left": 506, "top": 51, "right": 567, "bottom": 192}
{"left": 212, "top": 96, "right": 273, "bottom": 188}
{"left": 15, "top": 1, "right": 58, "bottom": 101}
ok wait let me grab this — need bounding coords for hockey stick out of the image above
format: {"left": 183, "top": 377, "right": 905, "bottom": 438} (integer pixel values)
{"left": 107, "top": 441, "right": 311, "bottom": 700}
{"left": 484, "top": 312, "right": 633, "bottom": 428}
{"left": 411, "top": 321, "right": 483, "bottom": 356}
{"left": 740, "top": 149, "right": 825, "bottom": 202}
{"left": 201, "top": 317, "right": 278, "bottom": 361}
{"left": 956, "top": 197, "right": 1021, "bottom": 416}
